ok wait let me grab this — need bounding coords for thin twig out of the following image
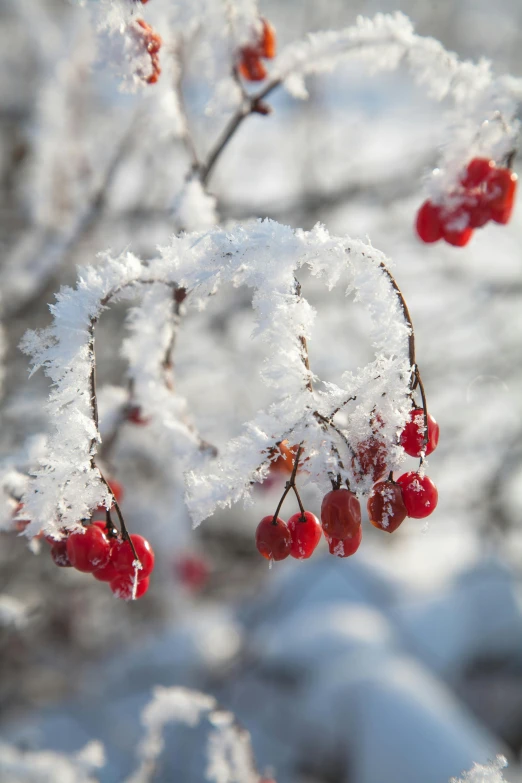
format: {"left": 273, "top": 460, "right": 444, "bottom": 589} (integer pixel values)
{"left": 272, "top": 445, "right": 302, "bottom": 523}
{"left": 199, "top": 78, "right": 280, "bottom": 185}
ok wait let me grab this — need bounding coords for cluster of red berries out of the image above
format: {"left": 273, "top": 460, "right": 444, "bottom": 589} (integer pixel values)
{"left": 49, "top": 524, "right": 154, "bottom": 601}
{"left": 237, "top": 18, "right": 276, "bottom": 82}
{"left": 255, "top": 407, "right": 440, "bottom": 562}
{"left": 416, "top": 158, "right": 517, "bottom": 247}
{"left": 13, "top": 480, "right": 154, "bottom": 601}
{"left": 133, "top": 18, "right": 162, "bottom": 85}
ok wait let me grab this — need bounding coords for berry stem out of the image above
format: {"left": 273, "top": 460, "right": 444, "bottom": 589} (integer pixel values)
{"left": 272, "top": 445, "right": 302, "bottom": 523}
{"left": 199, "top": 77, "right": 281, "bottom": 186}
{"left": 414, "top": 367, "right": 430, "bottom": 450}
{"left": 105, "top": 508, "right": 118, "bottom": 538}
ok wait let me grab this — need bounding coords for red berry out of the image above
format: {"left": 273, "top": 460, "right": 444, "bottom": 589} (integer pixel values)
{"left": 93, "top": 559, "right": 120, "bottom": 583}
{"left": 175, "top": 555, "right": 209, "bottom": 591}
{"left": 92, "top": 538, "right": 119, "bottom": 582}
{"left": 416, "top": 200, "right": 442, "bottom": 243}
{"left": 326, "top": 525, "right": 362, "bottom": 557}
{"left": 238, "top": 47, "right": 267, "bottom": 81}
{"left": 486, "top": 168, "right": 517, "bottom": 224}
{"left": 321, "top": 489, "right": 361, "bottom": 539}
{"left": 126, "top": 405, "right": 150, "bottom": 426}
{"left": 461, "top": 158, "right": 495, "bottom": 188}
{"left": 441, "top": 207, "right": 473, "bottom": 246}
{"left": 110, "top": 574, "right": 150, "bottom": 601}
{"left": 259, "top": 18, "right": 276, "bottom": 59}
{"left": 66, "top": 526, "right": 111, "bottom": 573}
{"left": 396, "top": 472, "right": 438, "bottom": 519}
{"left": 400, "top": 408, "right": 440, "bottom": 457}
{"left": 367, "top": 481, "right": 407, "bottom": 533}
{"left": 468, "top": 201, "right": 492, "bottom": 228}
{"left": 287, "top": 511, "right": 322, "bottom": 560}
{"left": 255, "top": 516, "right": 292, "bottom": 561}
{"left": 352, "top": 437, "right": 387, "bottom": 483}
{"left": 50, "top": 540, "right": 72, "bottom": 567}
{"left": 271, "top": 440, "right": 298, "bottom": 475}
{"left": 111, "top": 534, "right": 155, "bottom": 579}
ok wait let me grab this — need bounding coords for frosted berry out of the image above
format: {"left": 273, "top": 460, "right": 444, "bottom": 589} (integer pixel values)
{"left": 400, "top": 408, "right": 440, "bottom": 457}
{"left": 352, "top": 437, "right": 387, "bottom": 482}
{"left": 396, "top": 472, "right": 438, "bottom": 519}
{"left": 441, "top": 208, "right": 473, "bottom": 246}
{"left": 271, "top": 440, "right": 297, "bottom": 474}
{"left": 416, "top": 200, "right": 442, "bottom": 243}
{"left": 486, "top": 168, "right": 517, "bottom": 224}
{"left": 134, "top": 19, "right": 162, "bottom": 84}
{"left": 367, "top": 480, "right": 407, "bottom": 533}
{"left": 326, "top": 525, "right": 362, "bottom": 558}
{"left": 321, "top": 489, "right": 361, "bottom": 539}
{"left": 287, "top": 511, "right": 322, "bottom": 560}
{"left": 461, "top": 158, "right": 495, "bottom": 188}
{"left": 111, "top": 534, "right": 155, "bottom": 579}
{"left": 50, "top": 540, "right": 72, "bottom": 567}
{"left": 468, "top": 201, "right": 492, "bottom": 229}
{"left": 92, "top": 538, "right": 119, "bottom": 582}
{"left": 259, "top": 18, "right": 276, "bottom": 59}
{"left": 110, "top": 574, "right": 150, "bottom": 601}
{"left": 255, "top": 516, "right": 292, "bottom": 561}
{"left": 238, "top": 48, "right": 267, "bottom": 81}
{"left": 66, "top": 525, "right": 111, "bottom": 573}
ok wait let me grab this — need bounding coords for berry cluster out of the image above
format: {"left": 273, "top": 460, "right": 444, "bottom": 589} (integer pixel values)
{"left": 13, "top": 480, "right": 155, "bottom": 601}
{"left": 255, "top": 407, "right": 440, "bottom": 563}
{"left": 237, "top": 18, "right": 276, "bottom": 82}
{"left": 133, "top": 18, "right": 162, "bottom": 85}
{"left": 416, "top": 158, "right": 517, "bottom": 247}
{"left": 50, "top": 524, "right": 154, "bottom": 601}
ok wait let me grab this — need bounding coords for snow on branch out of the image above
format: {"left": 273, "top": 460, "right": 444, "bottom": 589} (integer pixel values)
{"left": 127, "top": 686, "right": 261, "bottom": 783}
{"left": 451, "top": 756, "right": 510, "bottom": 783}
{"left": 0, "top": 740, "right": 105, "bottom": 783}
{"left": 20, "top": 219, "right": 414, "bottom": 535}
{"left": 268, "top": 12, "right": 521, "bottom": 196}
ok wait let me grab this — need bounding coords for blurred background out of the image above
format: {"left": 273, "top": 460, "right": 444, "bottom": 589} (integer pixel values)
{"left": 1, "top": 0, "right": 522, "bottom": 781}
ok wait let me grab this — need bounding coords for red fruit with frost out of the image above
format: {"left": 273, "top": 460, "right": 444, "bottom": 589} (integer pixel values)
{"left": 441, "top": 207, "right": 473, "bottom": 246}
{"left": 66, "top": 526, "right": 111, "bottom": 573}
{"left": 321, "top": 489, "right": 361, "bottom": 539}
{"left": 326, "top": 525, "right": 362, "bottom": 558}
{"left": 287, "top": 511, "right": 322, "bottom": 560}
{"left": 50, "top": 540, "right": 72, "bottom": 567}
{"left": 486, "top": 168, "right": 517, "bottom": 224}
{"left": 396, "top": 472, "right": 438, "bottom": 519}
{"left": 416, "top": 200, "right": 443, "bottom": 243}
{"left": 461, "top": 158, "right": 495, "bottom": 188}
{"left": 111, "top": 534, "right": 155, "bottom": 579}
{"left": 400, "top": 408, "right": 440, "bottom": 457}
{"left": 255, "top": 516, "right": 292, "bottom": 561}
{"left": 367, "top": 480, "right": 407, "bottom": 533}
{"left": 110, "top": 574, "right": 150, "bottom": 601}
{"left": 352, "top": 437, "right": 387, "bottom": 482}
{"left": 271, "top": 440, "right": 298, "bottom": 475}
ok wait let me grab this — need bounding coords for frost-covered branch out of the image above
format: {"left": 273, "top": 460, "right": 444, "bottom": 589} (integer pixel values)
{"left": 127, "top": 686, "right": 262, "bottom": 783}
{"left": 20, "top": 220, "right": 417, "bottom": 535}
